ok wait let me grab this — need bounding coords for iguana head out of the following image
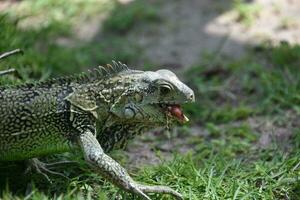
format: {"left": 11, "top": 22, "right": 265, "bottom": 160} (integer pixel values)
{"left": 110, "top": 68, "right": 195, "bottom": 126}
{"left": 67, "top": 62, "right": 194, "bottom": 127}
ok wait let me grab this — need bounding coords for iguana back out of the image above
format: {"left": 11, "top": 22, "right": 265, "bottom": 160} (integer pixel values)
{"left": 0, "top": 81, "right": 76, "bottom": 160}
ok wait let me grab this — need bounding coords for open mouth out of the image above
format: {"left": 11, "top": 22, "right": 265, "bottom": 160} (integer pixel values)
{"left": 159, "top": 104, "right": 189, "bottom": 123}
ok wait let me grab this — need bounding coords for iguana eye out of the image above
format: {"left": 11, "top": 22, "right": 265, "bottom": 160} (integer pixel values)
{"left": 160, "top": 84, "right": 172, "bottom": 95}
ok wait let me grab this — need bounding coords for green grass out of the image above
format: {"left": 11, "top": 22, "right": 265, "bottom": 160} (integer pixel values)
{"left": 1, "top": 0, "right": 300, "bottom": 199}
{"left": 184, "top": 41, "right": 300, "bottom": 124}
{"left": 1, "top": 125, "right": 300, "bottom": 199}
{"left": 103, "top": 0, "right": 160, "bottom": 33}
{"left": 0, "top": 0, "right": 157, "bottom": 80}
{"left": 233, "top": 0, "right": 262, "bottom": 26}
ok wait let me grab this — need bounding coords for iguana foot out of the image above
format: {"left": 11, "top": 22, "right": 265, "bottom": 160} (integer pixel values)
{"left": 25, "top": 158, "right": 71, "bottom": 183}
{"left": 138, "top": 184, "right": 183, "bottom": 200}
{"left": 125, "top": 184, "right": 183, "bottom": 200}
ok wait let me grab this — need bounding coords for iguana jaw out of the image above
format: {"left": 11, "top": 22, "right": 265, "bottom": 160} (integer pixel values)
{"left": 158, "top": 103, "right": 189, "bottom": 123}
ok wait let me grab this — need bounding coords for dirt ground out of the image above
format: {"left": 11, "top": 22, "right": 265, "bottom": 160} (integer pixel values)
{"left": 126, "top": 0, "right": 300, "bottom": 69}
{"left": 125, "top": 110, "right": 299, "bottom": 168}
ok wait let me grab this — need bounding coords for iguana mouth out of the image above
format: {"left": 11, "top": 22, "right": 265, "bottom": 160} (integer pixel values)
{"left": 159, "top": 104, "right": 189, "bottom": 123}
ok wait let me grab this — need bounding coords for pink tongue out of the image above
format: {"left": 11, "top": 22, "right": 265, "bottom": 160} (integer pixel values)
{"left": 167, "top": 105, "right": 184, "bottom": 121}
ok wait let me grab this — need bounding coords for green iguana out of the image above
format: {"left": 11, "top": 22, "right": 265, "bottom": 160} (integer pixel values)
{"left": 0, "top": 60, "right": 195, "bottom": 200}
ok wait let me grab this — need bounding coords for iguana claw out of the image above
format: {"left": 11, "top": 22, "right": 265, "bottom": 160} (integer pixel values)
{"left": 25, "top": 158, "right": 70, "bottom": 183}
{"left": 138, "top": 184, "right": 183, "bottom": 200}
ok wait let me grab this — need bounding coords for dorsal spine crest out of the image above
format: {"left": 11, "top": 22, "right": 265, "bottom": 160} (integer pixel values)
{"left": 0, "top": 61, "right": 130, "bottom": 90}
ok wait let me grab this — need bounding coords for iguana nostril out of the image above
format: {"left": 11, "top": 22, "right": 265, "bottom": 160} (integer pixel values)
{"left": 189, "top": 94, "right": 194, "bottom": 101}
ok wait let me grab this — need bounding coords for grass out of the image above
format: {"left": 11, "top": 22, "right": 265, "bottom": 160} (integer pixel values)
{"left": 2, "top": 125, "right": 300, "bottom": 199}
{"left": 0, "top": 0, "right": 159, "bottom": 80}
{"left": 103, "top": 0, "right": 160, "bottom": 33}
{"left": 233, "top": 0, "right": 262, "bottom": 26}
{"left": 184, "top": 41, "right": 300, "bottom": 124}
{"left": 1, "top": 0, "right": 300, "bottom": 199}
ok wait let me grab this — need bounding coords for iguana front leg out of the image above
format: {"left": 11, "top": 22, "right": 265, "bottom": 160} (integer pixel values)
{"left": 78, "top": 130, "right": 183, "bottom": 200}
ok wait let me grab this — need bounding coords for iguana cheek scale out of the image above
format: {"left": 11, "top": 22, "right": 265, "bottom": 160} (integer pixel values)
{"left": 0, "top": 61, "right": 195, "bottom": 200}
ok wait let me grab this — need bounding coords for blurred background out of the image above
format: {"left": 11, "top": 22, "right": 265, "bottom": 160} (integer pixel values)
{"left": 1, "top": 0, "right": 300, "bottom": 199}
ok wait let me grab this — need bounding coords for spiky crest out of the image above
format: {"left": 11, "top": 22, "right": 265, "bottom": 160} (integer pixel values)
{"left": 87, "top": 60, "right": 129, "bottom": 81}
{"left": 0, "top": 61, "right": 130, "bottom": 90}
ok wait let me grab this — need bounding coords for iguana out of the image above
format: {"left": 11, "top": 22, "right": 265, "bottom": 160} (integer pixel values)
{"left": 0, "top": 59, "right": 195, "bottom": 199}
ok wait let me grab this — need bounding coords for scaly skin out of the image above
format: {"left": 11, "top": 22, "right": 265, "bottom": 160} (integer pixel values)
{"left": 0, "top": 61, "right": 194, "bottom": 199}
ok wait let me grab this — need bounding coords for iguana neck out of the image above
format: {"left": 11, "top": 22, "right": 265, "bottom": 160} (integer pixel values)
{"left": 98, "top": 121, "right": 150, "bottom": 152}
